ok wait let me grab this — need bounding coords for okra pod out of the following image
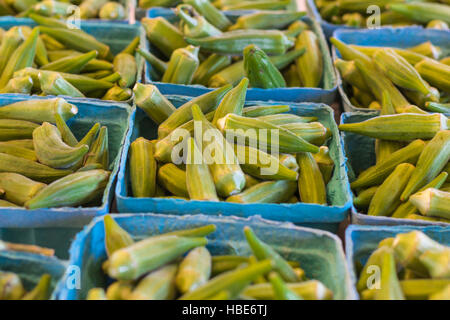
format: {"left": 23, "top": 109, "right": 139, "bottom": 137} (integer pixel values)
{"left": 130, "top": 138, "right": 156, "bottom": 198}
{"left": 104, "top": 215, "right": 134, "bottom": 257}
{"left": 244, "top": 226, "right": 298, "bottom": 282}
{"left": 186, "top": 137, "right": 219, "bottom": 201}
{"left": 186, "top": 30, "right": 295, "bottom": 56}
{"left": 351, "top": 139, "right": 425, "bottom": 189}
{"left": 401, "top": 130, "right": 450, "bottom": 201}
{"left": 193, "top": 53, "right": 231, "bottom": 86}
{"left": 368, "top": 163, "right": 415, "bottom": 216}
{"left": 410, "top": 188, "right": 450, "bottom": 220}
{"left": 180, "top": 259, "right": 273, "bottom": 300}
{"left": 25, "top": 169, "right": 110, "bottom": 209}
{"left": 227, "top": 180, "right": 297, "bottom": 204}
{"left": 176, "top": 247, "right": 212, "bottom": 294}
{"left": 175, "top": 4, "right": 222, "bottom": 38}
{"left": 158, "top": 84, "right": 232, "bottom": 138}
{"left": 184, "top": 0, "right": 231, "bottom": 31}
{"left": 297, "top": 152, "right": 327, "bottom": 204}
{"left": 296, "top": 30, "right": 322, "bottom": 88}
{"left": 339, "top": 113, "right": 447, "bottom": 141}
{"left": 157, "top": 163, "right": 189, "bottom": 198}
{"left": 142, "top": 17, "right": 188, "bottom": 58}
{"left": 162, "top": 45, "right": 199, "bottom": 85}
{"left": 192, "top": 104, "right": 245, "bottom": 197}
{"left": 244, "top": 44, "right": 286, "bottom": 89}
{"left": 107, "top": 234, "right": 207, "bottom": 281}
{"left": 134, "top": 83, "right": 176, "bottom": 124}
{"left": 217, "top": 113, "right": 320, "bottom": 154}
{"left": 129, "top": 264, "right": 178, "bottom": 300}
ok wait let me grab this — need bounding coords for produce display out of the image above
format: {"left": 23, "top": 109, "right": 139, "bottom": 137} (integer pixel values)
{"left": 0, "top": 15, "right": 139, "bottom": 101}
{"left": 314, "top": 0, "right": 450, "bottom": 29}
{"left": 356, "top": 231, "right": 450, "bottom": 300}
{"left": 85, "top": 215, "right": 334, "bottom": 300}
{"left": 0, "top": 0, "right": 128, "bottom": 20}
{"left": 140, "top": 7, "right": 329, "bottom": 89}
{"left": 332, "top": 38, "right": 450, "bottom": 112}
{"left": 340, "top": 112, "right": 450, "bottom": 223}
{"left": 0, "top": 98, "right": 111, "bottom": 209}
{"left": 131, "top": 82, "right": 335, "bottom": 204}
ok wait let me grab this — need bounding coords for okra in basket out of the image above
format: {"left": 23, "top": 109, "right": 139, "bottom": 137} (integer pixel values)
{"left": 131, "top": 81, "right": 335, "bottom": 205}
{"left": 87, "top": 215, "right": 334, "bottom": 300}
{"left": 0, "top": 15, "right": 139, "bottom": 101}
{"left": 332, "top": 36, "right": 450, "bottom": 113}
{"left": 340, "top": 105, "right": 450, "bottom": 223}
{"left": 315, "top": 0, "right": 450, "bottom": 30}
{"left": 355, "top": 230, "right": 450, "bottom": 300}
{"left": 139, "top": 5, "right": 328, "bottom": 90}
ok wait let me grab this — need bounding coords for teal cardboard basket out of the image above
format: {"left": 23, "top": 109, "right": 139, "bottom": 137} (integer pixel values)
{"left": 55, "top": 213, "right": 356, "bottom": 300}
{"left": 115, "top": 95, "right": 352, "bottom": 231}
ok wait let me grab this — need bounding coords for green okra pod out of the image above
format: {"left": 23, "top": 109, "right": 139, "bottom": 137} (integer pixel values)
{"left": 25, "top": 169, "right": 110, "bottom": 209}
{"left": 184, "top": 0, "right": 232, "bottom": 31}
{"left": 176, "top": 246, "right": 212, "bottom": 294}
{"left": 107, "top": 234, "right": 207, "bottom": 281}
{"left": 297, "top": 152, "right": 327, "bottom": 205}
{"left": 104, "top": 215, "right": 134, "bottom": 257}
{"left": 368, "top": 163, "right": 415, "bottom": 217}
{"left": 133, "top": 83, "right": 176, "bottom": 125}
{"left": 244, "top": 226, "right": 299, "bottom": 283}
{"left": 186, "top": 29, "right": 295, "bottom": 56}
{"left": 410, "top": 188, "right": 450, "bottom": 220}
{"left": 244, "top": 44, "right": 286, "bottom": 89}
{"left": 129, "top": 264, "right": 178, "bottom": 300}
{"left": 157, "top": 163, "right": 189, "bottom": 198}
{"left": 180, "top": 259, "right": 273, "bottom": 300}
{"left": 142, "top": 17, "right": 187, "bottom": 59}
{"left": 158, "top": 84, "right": 232, "bottom": 138}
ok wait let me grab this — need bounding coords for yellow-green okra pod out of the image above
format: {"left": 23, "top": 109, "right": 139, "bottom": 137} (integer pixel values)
{"left": 410, "top": 188, "right": 450, "bottom": 220}
{"left": 368, "top": 163, "right": 415, "bottom": 216}
{"left": 297, "top": 152, "right": 327, "bottom": 204}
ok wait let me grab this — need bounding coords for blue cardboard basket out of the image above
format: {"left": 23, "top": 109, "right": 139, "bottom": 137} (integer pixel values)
{"left": 0, "top": 95, "right": 133, "bottom": 228}
{"left": 0, "top": 250, "right": 66, "bottom": 299}
{"left": 341, "top": 111, "right": 450, "bottom": 227}
{"left": 115, "top": 95, "right": 352, "bottom": 227}
{"left": 55, "top": 213, "right": 356, "bottom": 300}
{"left": 332, "top": 27, "right": 450, "bottom": 112}
{"left": 141, "top": 7, "right": 338, "bottom": 104}
{"left": 345, "top": 224, "right": 450, "bottom": 299}
{"left": 0, "top": 17, "right": 145, "bottom": 104}
{"left": 0, "top": 0, "right": 135, "bottom": 23}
